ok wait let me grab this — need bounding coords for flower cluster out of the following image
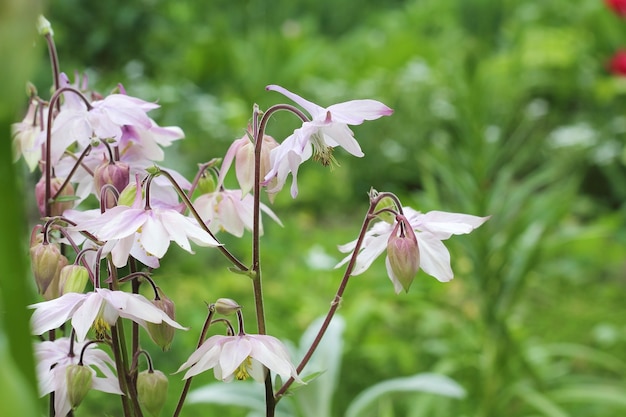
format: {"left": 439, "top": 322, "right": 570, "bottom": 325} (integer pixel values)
{"left": 18, "top": 16, "right": 489, "bottom": 417}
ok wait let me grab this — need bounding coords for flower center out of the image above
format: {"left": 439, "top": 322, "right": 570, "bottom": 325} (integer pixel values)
{"left": 234, "top": 357, "right": 253, "bottom": 380}
{"left": 310, "top": 132, "right": 337, "bottom": 167}
{"left": 94, "top": 316, "right": 110, "bottom": 340}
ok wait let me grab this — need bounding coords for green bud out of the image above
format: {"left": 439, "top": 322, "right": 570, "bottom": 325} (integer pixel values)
{"left": 37, "top": 15, "right": 54, "bottom": 36}
{"left": 66, "top": 364, "right": 93, "bottom": 410}
{"left": 117, "top": 182, "right": 141, "bottom": 207}
{"left": 30, "top": 241, "right": 67, "bottom": 298}
{"left": 374, "top": 197, "right": 396, "bottom": 224}
{"left": 58, "top": 264, "right": 89, "bottom": 295}
{"left": 137, "top": 370, "right": 168, "bottom": 417}
{"left": 214, "top": 298, "right": 242, "bottom": 315}
{"left": 146, "top": 288, "right": 176, "bottom": 351}
{"left": 197, "top": 171, "right": 216, "bottom": 194}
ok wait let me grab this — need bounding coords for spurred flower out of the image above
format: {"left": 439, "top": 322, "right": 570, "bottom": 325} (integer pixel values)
{"left": 29, "top": 288, "right": 187, "bottom": 342}
{"left": 177, "top": 333, "right": 302, "bottom": 383}
{"left": 70, "top": 178, "right": 220, "bottom": 259}
{"left": 194, "top": 188, "right": 282, "bottom": 237}
{"left": 264, "top": 85, "right": 393, "bottom": 197}
{"left": 34, "top": 337, "right": 122, "bottom": 417}
{"left": 337, "top": 208, "right": 490, "bottom": 286}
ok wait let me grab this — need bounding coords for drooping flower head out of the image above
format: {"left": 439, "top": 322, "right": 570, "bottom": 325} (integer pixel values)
{"left": 29, "top": 288, "right": 187, "bottom": 342}
{"left": 263, "top": 85, "right": 393, "bottom": 197}
{"left": 34, "top": 337, "right": 122, "bottom": 417}
{"left": 337, "top": 207, "right": 490, "bottom": 291}
{"left": 177, "top": 333, "right": 302, "bottom": 384}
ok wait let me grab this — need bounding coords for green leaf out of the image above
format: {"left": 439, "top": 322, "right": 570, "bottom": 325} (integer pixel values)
{"left": 344, "top": 373, "right": 466, "bottom": 417}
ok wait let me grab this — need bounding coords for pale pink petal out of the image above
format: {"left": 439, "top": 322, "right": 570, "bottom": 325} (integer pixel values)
{"left": 266, "top": 85, "right": 324, "bottom": 118}
{"left": 71, "top": 292, "right": 105, "bottom": 341}
{"left": 415, "top": 232, "right": 454, "bottom": 282}
{"left": 29, "top": 292, "right": 87, "bottom": 335}
{"left": 326, "top": 99, "right": 394, "bottom": 124}
{"left": 219, "top": 337, "right": 252, "bottom": 379}
{"left": 139, "top": 212, "right": 170, "bottom": 258}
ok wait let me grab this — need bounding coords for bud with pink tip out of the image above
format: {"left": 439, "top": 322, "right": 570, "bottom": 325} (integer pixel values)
{"left": 93, "top": 159, "right": 130, "bottom": 208}
{"left": 386, "top": 216, "right": 420, "bottom": 294}
{"left": 35, "top": 176, "right": 76, "bottom": 217}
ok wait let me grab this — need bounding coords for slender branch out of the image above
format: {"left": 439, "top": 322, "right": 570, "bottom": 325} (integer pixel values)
{"left": 172, "top": 305, "right": 216, "bottom": 417}
{"left": 275, "top": 197, "right": 382, "bottom": 400}
{"left": 155, "top": 169, "right": 248, "bottom": 271}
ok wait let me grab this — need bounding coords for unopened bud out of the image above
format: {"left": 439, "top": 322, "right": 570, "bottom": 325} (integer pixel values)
{"left": 117, "top": 181, "right": 140, "bottom": 207}
{"left": 37, "top": 15, "right": 54, "bottom": 37}
{"left": 386, "top": 217, "right": 420, "bottom": 294}
{"left": 66, "top": 364, "right": 92, "bottom": 409}
{"left": 374, "top": 197, "right": 396, "bottom": 224}
{"left": 35, "top": 176, "right": 76, "bottom": 217}
{"left": 146, "top": 288, "right": 176, "bottom": 351}
{"left": 94, "top": 160, "right": 130, "bottom": 209}
{"left": 197, "top": 171, "right": 216, "bottom": 195}
{"left": 58, "top": 264, "right": 89, "bottom": 295}
{"left": 30, "top": 241, "right": 67, "bottom": 298}
{"left": 137, "top": 369, "right": 168, "bottom": 417}
{"left": 214, "top": 298, "right": 242, "bottom": 315}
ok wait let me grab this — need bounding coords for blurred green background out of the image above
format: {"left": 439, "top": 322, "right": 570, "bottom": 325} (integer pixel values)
{"left": 15, "top": 0, "right": 626, "bottom": 416}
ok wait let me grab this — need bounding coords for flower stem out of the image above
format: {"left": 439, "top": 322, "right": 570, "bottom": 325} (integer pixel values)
{"left": 275, "top": 197, "right": 380, "bottom": 400}
{"left": 172, "top": 304, "right": 215, "bottom": 417}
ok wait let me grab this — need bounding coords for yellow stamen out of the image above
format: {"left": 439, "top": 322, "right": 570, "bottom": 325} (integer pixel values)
{"left": 235, "top": 357, "right": 252, "bottom": 380}
{"left": 94, "top": 316, "right": 110, "bottom": 339}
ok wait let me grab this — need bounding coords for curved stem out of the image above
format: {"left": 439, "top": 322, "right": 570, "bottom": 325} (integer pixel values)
{"left": 275, "top": 197, "right": 381, "bottom": 400}
{"left": 172, "top": 304, "right": 216, "bottom": 417}
{"left": 155, "top": 169, "right": 248, "bottom": 271}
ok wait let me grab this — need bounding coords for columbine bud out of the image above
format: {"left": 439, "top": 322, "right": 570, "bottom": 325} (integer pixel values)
{"left": 93, "top": 160, "right": 130, "bottom": 208}
{"left": 197, "top": 171, "right": 216, "bottom": 195}
{"left": 30, "top": 242, "right": 62, "bottom": 294}
{"left": 373, "top": 196, "right": 396, "bottom": 224}
{"left": 137, "top": 369, "right": 168, "bottom": 417}
{"left": 35, "top": 176, "right": 76, "bottom": 217}
{"left": 66, "top": 364, "right": 92, "bottom": 410}
{"left": 214, "top": 298, "right": 242, "bottom": 315}
{"left": 146, "top": 288, "right": 176, "bottom": 351}
{"left": 117, "top": 180, "right": 142, "bottom": 207}
{"left": 58, "top": 264, "right": 89, "bottom": 295}
{"left": 386, "top": 217, "right": 420, "bottom": 294}
{"left": 37, "top": 15, "right": 54, "bottom": 36}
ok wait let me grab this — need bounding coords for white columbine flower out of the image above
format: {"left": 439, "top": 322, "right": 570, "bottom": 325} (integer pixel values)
{"left": 337, "top": 207, "right": 490, "bottom": 285}
{"left": 177, "top": 333, "right": 302, "bottom": 384}
{"left": 35, "top": 337, "right": 122, "bottom": 417}
{"left": 29, "top": 288, "right": 187, "bottom": 342}
{"left": 263, "top": 84, "right": 393, "bottom": 197}
{"left": 194, "top": 188, "right": 282, "bottom": 237}
{"left": 70, "top": 179, "right": 221, "bottom": 260}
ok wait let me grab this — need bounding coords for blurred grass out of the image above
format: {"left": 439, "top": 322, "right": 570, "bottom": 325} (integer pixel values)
{"left": 16, "top": 0, "right": 626, "bottom": 416}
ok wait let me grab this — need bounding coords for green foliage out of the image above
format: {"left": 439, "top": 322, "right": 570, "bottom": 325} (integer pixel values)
{"left": 22, "top": 0, "right": 626, "bottom": 416}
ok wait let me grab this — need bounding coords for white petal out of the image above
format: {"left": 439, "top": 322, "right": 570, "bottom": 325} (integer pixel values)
{"left": 29, "top": 292, "right": 87, "bottom": 335}
{"left": 416, "top": 232, "right": 453, "bottom": 282}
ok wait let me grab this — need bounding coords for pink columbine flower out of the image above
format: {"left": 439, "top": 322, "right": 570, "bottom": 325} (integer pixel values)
{"left": 70, "top": 178, "right": 220, "bottom": 260}
{"left": 194, "top": 188, "right": 282, "bottom": 237}
{"left": 336, "top": 208, "right": 490, "bottom": 287}
{"left": 35, "top": 337, "right": 122, "bottom": 417}
{"left": 29, "top": 288, "right": 187, "bottom": 342}
{"left": 177, "top": 333, "right": 302, "bottom": 383}
{"left": 47, "top": 92, "right": 159, "bottom": 165}
{"left": 263, "top": 85, "right": 393, "bottom": 197}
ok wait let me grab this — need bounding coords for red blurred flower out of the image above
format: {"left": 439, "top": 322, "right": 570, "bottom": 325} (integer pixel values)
{"left": 609, "top": 50, "right": 626, "bottom": 76}
{"left": 606, "top": 0, "right": 626, "bottom": 17}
